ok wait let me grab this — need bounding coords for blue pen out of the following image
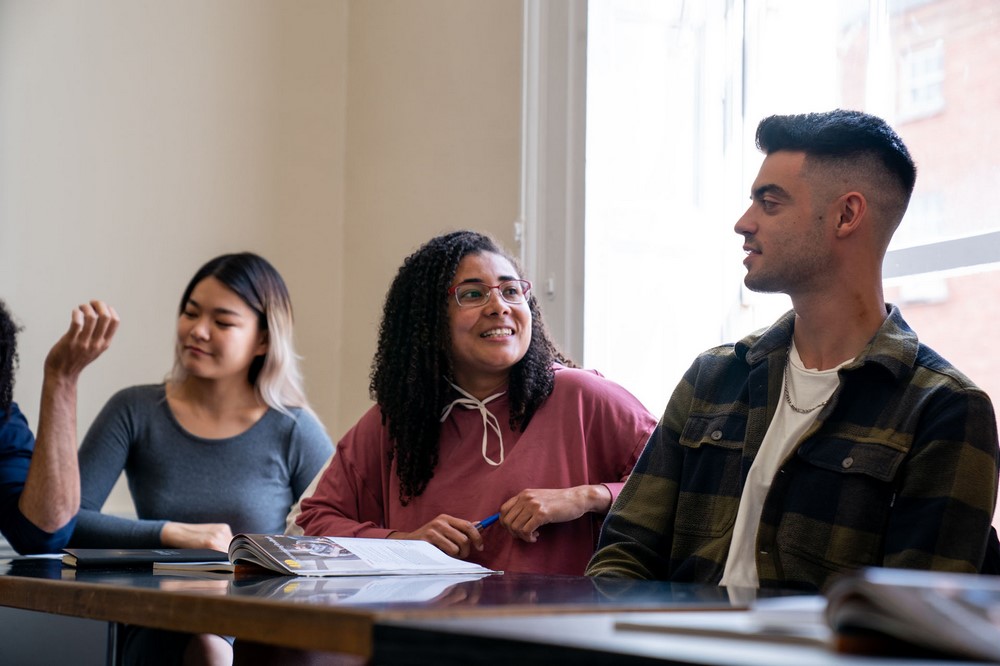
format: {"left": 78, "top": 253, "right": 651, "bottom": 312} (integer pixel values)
{"left": 474, "top": 512, "right": 500, "bottom": 530}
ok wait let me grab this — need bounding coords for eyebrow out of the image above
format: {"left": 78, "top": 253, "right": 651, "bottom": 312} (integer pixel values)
{"left": 185, "top": 298, "right": 245, "bottom": 318}
{"left": 456, "top": 275, "right": 520, "bottom": 284}
{"left": 751, "top": 183, "right": 791, "bottom": 201}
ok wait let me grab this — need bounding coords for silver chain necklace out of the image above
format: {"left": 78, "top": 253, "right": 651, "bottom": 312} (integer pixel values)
{"left": 783, "top": 348, "right": 829, "bottom": 414}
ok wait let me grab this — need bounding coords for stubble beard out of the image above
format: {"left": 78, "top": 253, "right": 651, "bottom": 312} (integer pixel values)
{"left": 743, "top": 267, "right": 787, "bottom": 295}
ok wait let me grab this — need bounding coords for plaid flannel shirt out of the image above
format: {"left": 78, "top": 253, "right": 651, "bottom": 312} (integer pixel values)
{"left": 587, "top": 305, "right": 1000, "bottom": 590}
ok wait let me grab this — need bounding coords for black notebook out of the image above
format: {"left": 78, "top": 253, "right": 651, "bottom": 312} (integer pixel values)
{"left": 62, "top": 547, "right": 229, "bottom": 568}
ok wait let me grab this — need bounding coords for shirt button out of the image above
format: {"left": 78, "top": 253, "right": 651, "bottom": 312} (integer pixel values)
{"left": 842, "top": 457, "right": 854, "bottom": 469}
{"left": 710, "top": 430, "right": 723, "bottom": 441}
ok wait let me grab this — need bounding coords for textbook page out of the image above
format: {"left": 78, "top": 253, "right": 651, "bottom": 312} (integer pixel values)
{"left": 229, "top": 534, "right": 497, "bottom": 577}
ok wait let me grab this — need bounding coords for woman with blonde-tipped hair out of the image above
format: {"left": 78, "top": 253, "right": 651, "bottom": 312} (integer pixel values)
{"left": 73, "top": 252, "right": 333, "bottom": 666}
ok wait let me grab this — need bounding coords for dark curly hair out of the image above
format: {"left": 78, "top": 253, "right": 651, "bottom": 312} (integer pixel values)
{"left": 0, "top": 300, "right": 22, "bottom": 422}
{"left": 370, "top": 230, "right": 574, "bottom": 504}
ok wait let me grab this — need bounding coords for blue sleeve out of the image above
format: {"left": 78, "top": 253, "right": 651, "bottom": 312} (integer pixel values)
{"left": 0, "top": 404, "right": 77, "bottom": 554}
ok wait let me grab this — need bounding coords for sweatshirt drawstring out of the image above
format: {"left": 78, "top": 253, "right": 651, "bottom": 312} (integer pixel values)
{"left": 439, "top": 381, "right": 506, "bottom": 466}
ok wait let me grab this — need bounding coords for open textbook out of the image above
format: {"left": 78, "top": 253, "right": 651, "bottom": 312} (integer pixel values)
{"left": 825, "top": 567, "right": 1000, "bottom": 661}
{"left": 228, "top": 534, "right": 498, "bottom": 577}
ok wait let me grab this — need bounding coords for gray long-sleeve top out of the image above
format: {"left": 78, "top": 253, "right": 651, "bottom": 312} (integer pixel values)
{"left": 71, "top": 384, "right": 333, "bottom": 547}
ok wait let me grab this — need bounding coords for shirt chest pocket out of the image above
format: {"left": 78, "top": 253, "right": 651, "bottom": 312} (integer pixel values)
{"left": 772, "top": 435, "right": 907, "bottom": 571}
{"left": 674, "top": 413, "right": 747, "bottom": 538}
{"left": 795, "top": 435, "right": 907, "bottom": 482}
{"left": 678, "top": 413, "right": 747, "bottom": 452}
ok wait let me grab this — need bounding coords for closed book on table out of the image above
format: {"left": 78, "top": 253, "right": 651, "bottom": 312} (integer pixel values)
{"left": 62, "top": 548, "right": 229, "bottom": 568}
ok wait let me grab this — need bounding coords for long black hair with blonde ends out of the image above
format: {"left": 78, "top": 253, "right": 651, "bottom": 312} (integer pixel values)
{"left": 371, "top": 231, "right": 574, "bottom": 504}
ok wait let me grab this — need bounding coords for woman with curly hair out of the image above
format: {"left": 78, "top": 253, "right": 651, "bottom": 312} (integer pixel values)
{"left": 292, "top": 231, "right": 656, "bottom": 575}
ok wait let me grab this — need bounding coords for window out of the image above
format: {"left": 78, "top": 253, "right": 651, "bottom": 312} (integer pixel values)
{"left": 583, "top": 0, "right": 1000, "bottom": 411}
{"left": 899, "top": 41, "right": 946, "bottom": 120}
{"left": 522, "top": 0, "right": 1000, "bottom": 524}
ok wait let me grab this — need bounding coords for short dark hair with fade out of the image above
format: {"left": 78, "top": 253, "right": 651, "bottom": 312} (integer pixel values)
{"left": 755, "top": 109, "right": 917, "bottom": 198}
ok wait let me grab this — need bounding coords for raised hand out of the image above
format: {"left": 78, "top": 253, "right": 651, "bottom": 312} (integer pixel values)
{"left": 19, "top": 300, "right": 120, "bottom": 537}
{"left": 45, "top": 300, "right": 120, "bottom": 381}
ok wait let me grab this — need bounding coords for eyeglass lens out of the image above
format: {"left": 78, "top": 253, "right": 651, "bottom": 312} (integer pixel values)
{"left": 454, "top": 281, "right": 529, "bottom": 306}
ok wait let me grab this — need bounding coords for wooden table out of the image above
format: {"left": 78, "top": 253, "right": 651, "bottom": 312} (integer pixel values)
{"left": 9, "top": 558, "right": 980, "bottom": 665}
{"left": 0, "top": 557, "right": 743, "bottom": 660}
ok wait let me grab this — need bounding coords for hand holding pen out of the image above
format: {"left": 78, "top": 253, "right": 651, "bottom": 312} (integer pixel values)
{"left": 387, "top": 512, "right": 488, "bottom": 559}
{"left": 473, "top": 512, "right": 500, "bottom": 531}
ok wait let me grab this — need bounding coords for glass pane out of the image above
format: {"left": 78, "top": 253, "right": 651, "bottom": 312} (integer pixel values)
{"left": 584, "top": 0, "right": 734, "bottom": 415}
{"left": 585, "top": 0, "right": 1000, "bottom": 530}
{"left": 886, "top": 0, "right": 1000, "bottom": 248}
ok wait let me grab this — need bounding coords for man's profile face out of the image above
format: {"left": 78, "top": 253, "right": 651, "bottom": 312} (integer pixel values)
{"left": 733, "top": 151, "right": 835, "bottom": 297}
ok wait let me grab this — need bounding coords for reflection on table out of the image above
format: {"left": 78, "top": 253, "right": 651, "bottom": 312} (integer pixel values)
{"left": 2, "top": 556, "right": 749, "bottom": 613}
{"left": 0, "top": 557, "right": 754, "bottom": 656}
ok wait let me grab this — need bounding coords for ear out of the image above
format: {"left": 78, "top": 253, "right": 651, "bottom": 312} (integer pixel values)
{"left": 832, "top": 192, "right": 867, "bottom": 238}
{"left": 255, "top": 330, "right": 269, "bottom": 357}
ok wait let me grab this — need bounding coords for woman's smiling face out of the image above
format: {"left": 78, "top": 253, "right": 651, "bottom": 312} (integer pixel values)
{"left": 447, "top": 252, "right": 532, "bottom": 397}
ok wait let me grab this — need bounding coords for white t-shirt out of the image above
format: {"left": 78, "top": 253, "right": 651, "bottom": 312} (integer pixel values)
{"left": 720, "top": 342, "right": 850, "bottom": 588}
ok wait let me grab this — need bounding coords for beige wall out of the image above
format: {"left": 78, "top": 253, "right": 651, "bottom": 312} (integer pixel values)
{"left": 0, "top": 0, "right": 521, "bottom": 513}
{"left": 341, "top": 1, "right": 521, "bottom": 426}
